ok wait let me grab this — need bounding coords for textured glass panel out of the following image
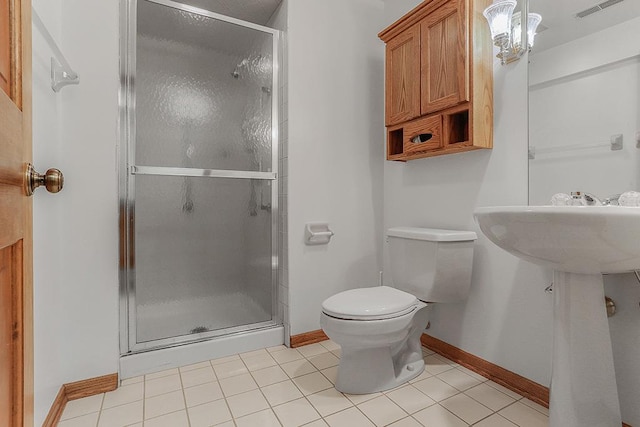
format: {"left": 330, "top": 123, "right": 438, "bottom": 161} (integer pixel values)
{"left": 134, "top": 175, "right": 273, "bottom": 343}
{"left": 136, "top": 0, "right": 273, "bottom": 171}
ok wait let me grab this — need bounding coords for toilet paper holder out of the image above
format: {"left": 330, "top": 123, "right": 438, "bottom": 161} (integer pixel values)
{"left": 305, "top": 223, "right": 334, "bottom": 245}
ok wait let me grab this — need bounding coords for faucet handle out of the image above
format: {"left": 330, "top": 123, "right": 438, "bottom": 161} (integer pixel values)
{"left": 570, "top": 191, "right": 586, "bottom": 206}
{"left": 583, "top": 193, "right": 602, "bottom": 206}
{"left": 603, "top": 194, "right": 622, "bottom": 206}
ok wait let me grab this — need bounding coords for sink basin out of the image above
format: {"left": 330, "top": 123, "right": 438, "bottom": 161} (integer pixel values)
{"left": 474, "top": 206, "right": 640, "bottom": 427}
{"left": 474, "top": 206, "right": 640, "bottom": 274}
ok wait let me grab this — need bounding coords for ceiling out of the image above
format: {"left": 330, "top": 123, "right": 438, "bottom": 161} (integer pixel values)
{"left": 181, "top": 0, "right": 283, "bottom": 25}
{"left": 530, "top": 0, "right": 640, "bottom": 52}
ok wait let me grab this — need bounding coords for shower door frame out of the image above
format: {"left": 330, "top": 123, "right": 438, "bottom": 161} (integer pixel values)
{"left": 118, "top": 0, "right": 281, "bottom": 354}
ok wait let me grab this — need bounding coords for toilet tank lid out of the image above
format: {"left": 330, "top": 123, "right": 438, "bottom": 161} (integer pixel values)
{"left": 387, "top": 227, "right": 477, "bottom": 242}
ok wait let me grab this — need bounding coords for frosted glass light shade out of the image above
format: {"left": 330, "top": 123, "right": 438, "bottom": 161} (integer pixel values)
{"left": 483, "top": 0, "right": 517, "bottom": 40}
{"left": 527, "top": 13, "right": 542, "bottom": 47}
{"left": 512, "top": 12, "right": 542, "bottom": 49}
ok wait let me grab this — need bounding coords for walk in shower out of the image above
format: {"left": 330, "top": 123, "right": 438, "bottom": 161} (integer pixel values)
{"left": 119, "top": 0, "right": 281, "bottom": 357}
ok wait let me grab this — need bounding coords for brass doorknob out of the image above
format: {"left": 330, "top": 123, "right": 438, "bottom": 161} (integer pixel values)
{"left": 25, "top": 163, "right": 64, "bottom": 196}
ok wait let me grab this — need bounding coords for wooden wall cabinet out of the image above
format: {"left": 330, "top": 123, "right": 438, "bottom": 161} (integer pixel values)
{"left": 379, "top": 0, "right": 493, "bottom": 161}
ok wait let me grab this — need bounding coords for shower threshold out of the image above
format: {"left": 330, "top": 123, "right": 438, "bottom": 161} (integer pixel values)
{"left": 119, "top": 324, "right": 284, "bottom": 379}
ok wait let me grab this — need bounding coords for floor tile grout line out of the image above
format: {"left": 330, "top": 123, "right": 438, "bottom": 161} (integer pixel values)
{"left": 245, "top": 348, "right": 335, "bottom": 426}
{"left": 235, "top": 351, "right": 285, "bottom": 426}
{"left": 56, "top": 395, "right": 104, "bottom": 425}
{"left": 497, "top": 399, "right": 545, "bottom": 425}
{"left": 519, "top": 398, "right": 550, "bottom": 416}
{"left": 140, "top": 372, "right": 145, "bottom": 426}
{"left": 251, "top": 351, "right": 337, "bottom": 426}
{"left": 360, "top": 393, "right": 411, "bottom": 426}
{"left": 469, "top": 409, "right": 505, "bottom": 426}
{"left": 175, "top": 359, "right": 192, "bottom": 427}
{"left": 95, "top": 392, "right": 105, "bottom": 427}
{"left": 482, "top": 379, "right": 526, "bottom": 402}
{"left": 439, "top": 387, "right": 495, "bottom": 415}
{"left": 436, "top": 401, "right": 476, "bottom": 427}
{"left": 84, "top": 343, "right": 547, "bottom": 427}
{"left": 461, "top": 382, "right": 518, "bottom": 413}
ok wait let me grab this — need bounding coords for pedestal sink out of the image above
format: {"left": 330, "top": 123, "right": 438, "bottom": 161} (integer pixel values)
{"left": 474, "top": 206, "right": 640, "bottom": 427}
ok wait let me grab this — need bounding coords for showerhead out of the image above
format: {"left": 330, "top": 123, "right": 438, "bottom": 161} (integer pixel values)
{"left": 231, "top": 58, "right": 249, "bottom": 79}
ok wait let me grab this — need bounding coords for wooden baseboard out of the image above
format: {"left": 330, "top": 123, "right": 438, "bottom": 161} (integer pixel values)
{"left": 421, "top": 333, "right": 549, "bottom": 407}
{"left": 42, "top": 387, "right": 66, "bottom": 427}
{"left": 42, "top": 373, "right": 118, "bottom": 427}
{"left": 290, "top": 329, "right": 328, "bottom": 348}
{"left": 64, "top": 373, "right": 118, "bottom": 401}
{"left": 421, "top": 334, "right": 633, "bottom": 427}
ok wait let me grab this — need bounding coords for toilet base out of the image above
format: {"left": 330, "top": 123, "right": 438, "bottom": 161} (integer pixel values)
{"left": 335, "top": 351, "right": 424, "bottom": 394}
{"left": 329, "top": 304, "right": 431, "bottom": 394}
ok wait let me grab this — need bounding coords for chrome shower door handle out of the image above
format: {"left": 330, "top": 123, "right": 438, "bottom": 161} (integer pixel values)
{"left": 25, "top": 163, "right": 64, "bottom": 196}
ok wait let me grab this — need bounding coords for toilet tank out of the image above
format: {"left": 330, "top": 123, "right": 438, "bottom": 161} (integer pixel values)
{"left": 387, "top": 227, "right": 477, "bottom": 303}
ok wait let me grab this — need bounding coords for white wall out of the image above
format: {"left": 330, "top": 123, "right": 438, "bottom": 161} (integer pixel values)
{"left": 381, "top": 0, "right": 554, "bottom": 388}
{"left": 32, "top": 0, "right": 64, "bottom": 423}
{"left": 55, "top": 0, "right": 121, "bottom": 381}
{"left": 286, "top": 0, "right": 386, "bottom": 335}
{"left": 33, "top": 1, "right": 120, "bottom": 423}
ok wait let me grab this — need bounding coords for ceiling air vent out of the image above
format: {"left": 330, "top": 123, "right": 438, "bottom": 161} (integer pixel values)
{"left": 576, "top": 0, "right": 625, "bottom": 18}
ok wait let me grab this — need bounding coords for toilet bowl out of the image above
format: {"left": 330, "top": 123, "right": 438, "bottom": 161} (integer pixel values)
{"left": 321, "top": 286, "right": 430, "bottom": 394}
{"left": 320, "top": 227, "right": 476, "bottom": 394}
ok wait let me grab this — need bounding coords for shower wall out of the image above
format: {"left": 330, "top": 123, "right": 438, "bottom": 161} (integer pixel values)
{"left": 268, "top": 0, "right": 289, "bottom": 343}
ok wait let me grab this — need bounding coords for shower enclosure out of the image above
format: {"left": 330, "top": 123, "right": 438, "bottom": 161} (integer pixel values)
{"left": 119, "top": 0, "right": 280, "bottom": 354}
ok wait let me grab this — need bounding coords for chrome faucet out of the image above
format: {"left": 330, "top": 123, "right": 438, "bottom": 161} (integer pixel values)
{"left": 571, "top": 191, "right": 594, "bottom": 205}
{"left": 583, "top": 192, "right": 602, "bottom": 206}
{"left": 571, "top": 191, "right": 621, "bottom": 206}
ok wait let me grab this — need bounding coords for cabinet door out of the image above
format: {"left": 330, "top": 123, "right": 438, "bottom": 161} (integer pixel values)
{"left": 421, "top": 0, "right": 468, "bottom": 115}
{"left": 385, "top": 25, "right": 420, "bottom": 126}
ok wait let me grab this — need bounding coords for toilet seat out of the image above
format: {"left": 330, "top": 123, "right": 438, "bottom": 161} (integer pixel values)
{"left": 322, "top": 286, "right": 419, "bottom": 320}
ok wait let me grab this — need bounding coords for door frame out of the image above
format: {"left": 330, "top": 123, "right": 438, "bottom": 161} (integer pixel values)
{"left": 118, "top": 0, "right": 281, "bottom": 354}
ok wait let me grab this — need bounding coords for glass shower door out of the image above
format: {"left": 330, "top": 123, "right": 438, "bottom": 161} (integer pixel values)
{"left": 120, "top": 0, "right": 279, "bottom": 352}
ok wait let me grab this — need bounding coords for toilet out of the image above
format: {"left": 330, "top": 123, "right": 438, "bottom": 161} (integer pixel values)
{"left": 320, "top": 227, "right": 477, "bottom": 394}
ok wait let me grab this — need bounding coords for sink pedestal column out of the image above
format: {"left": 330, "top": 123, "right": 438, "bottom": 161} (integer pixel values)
{"left": 551, "top": 271, "right": 621, "bottom": 427}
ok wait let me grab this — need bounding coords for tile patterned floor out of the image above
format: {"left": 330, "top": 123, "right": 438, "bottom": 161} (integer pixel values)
{"left": 57, "top": 341, "right": 549, "bottom": 427}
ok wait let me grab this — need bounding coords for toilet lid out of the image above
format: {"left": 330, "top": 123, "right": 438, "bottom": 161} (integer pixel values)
{"left": 322, "top": 286, "right": 419, "bottom": 320}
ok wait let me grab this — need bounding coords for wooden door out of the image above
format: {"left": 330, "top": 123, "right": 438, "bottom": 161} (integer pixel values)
{"left": 385, "top": 24, "right": 420, "bottom": 127}
{"left": 0, "top": 0, "right": 34, "bottom": 426}
{"left": 420, "top": 0, "right": 468, "bottom": 115}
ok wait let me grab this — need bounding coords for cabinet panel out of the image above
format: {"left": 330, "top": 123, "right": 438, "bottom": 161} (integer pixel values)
{"left": 420, "top": 0, "right": 468, "bottom": 115}
{"left": 385, "top": 25, "right": 420, "bottom": 126}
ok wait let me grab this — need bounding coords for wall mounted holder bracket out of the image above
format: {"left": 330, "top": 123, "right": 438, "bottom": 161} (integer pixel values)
{"left": 305, "top": 223, "right": 334, "bottom": 245}
{"left": 51, "top": 58, "right": 79, "bottom": 92}
{"left": 33, "top": 9, "right": 80, "bottom": 92}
